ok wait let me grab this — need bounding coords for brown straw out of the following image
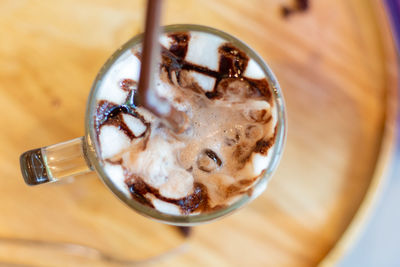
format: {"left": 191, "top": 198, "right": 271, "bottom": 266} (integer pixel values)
{"left": 137, "top": 0, "right": 187, "bottom": 132}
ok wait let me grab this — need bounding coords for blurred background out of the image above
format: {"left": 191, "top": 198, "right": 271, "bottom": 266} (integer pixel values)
{"left": 338, "top": 1, "right": 400, "bottom": 266}
{"left": 0, "top": 0, "right": 398, "bottom": 266}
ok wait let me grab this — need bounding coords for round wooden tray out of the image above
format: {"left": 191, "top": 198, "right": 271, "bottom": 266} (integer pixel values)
{"left": 0, "top": 0, "right": 397, "bottom": 266}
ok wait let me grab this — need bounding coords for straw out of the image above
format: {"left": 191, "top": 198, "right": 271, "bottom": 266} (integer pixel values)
{"left": 137, "top": 0, "right": 187, "bottom": 132}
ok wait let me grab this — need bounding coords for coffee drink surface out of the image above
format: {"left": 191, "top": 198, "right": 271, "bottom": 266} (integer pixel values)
{"left": 93, "top": 31, "right": 278, "bottom": 215}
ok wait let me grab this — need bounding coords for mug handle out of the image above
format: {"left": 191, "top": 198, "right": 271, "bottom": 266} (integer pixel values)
{"left": 20, "top": 137, "right": 93, "bottom": 185}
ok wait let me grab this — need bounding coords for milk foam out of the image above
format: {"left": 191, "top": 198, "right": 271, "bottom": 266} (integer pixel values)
{"left": 99, "top": 125, "right": 130, "bottom": 159}
{"left": 104, "top": 163, "right": 130, "bottom": 196}
{"left": 97, "top": 52, "right": 140, "bottom": 104}
{"left": 94, "top": 31, "right": 278, "bottom": 215}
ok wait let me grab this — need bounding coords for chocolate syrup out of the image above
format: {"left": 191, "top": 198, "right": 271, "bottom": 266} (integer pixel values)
{"left": 161, "top": 33, "right": 271, "bottom": 103}
{"left": 126, "top": 176, "right": 210, "bottom": 214}
{"left": 94, "top": 32, "right": 278, "bottom": 214}
{"left": 95, "top": 101, "right": 136, "bottom": 140}
{"left": 168, "top": 33, "right": 190, "bottom": 59}
{"left": 226, "top": 177, "right": 256, "bottom": 198}
{"left": 254, "top": 126, "right": 278, "bottom": 155}
{"left": 95, "top": 78, "right": 149, "bottom": 144}
{"left": 204, "top": 149, "right": 222, "bottom": 167}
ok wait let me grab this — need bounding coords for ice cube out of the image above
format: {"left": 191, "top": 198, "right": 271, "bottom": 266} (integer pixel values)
{"left": 185, "top": 32, "right": 224, "bottom": 71}
{"left": 244, "top": 58, "right": 266, "bottom": 79}
{"left": 122, "top": 114, "right": 147, "bottom": 137}
{"left": 99, "top": 125, "right": 130, "bottom": 159}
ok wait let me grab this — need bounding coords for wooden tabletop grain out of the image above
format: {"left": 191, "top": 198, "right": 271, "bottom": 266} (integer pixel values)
{"left": 0, "top": 0, "right": 397, "bottom": 266}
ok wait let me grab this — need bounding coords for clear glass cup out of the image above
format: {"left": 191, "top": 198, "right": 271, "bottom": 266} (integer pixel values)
{"left": 20, "top": 24, "right": 286, "bottom": 226}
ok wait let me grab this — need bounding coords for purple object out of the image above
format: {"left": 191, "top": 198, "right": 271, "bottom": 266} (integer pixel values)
{"left": 385, "top": 0, "right": 400, "bottom": 50}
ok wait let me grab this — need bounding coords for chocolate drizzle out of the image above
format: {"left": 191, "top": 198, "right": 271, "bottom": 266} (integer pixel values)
{"left": 94, "top": 100, "right": 149, "bottom": 144}
{"left": 218, "top": 43, "right": 249, "bottom": 78}
{"left": 94, "top": 78, "right": 149, "bottom": 142}
{"left": 95, "top": 101, "right": 134, "bottom": 140}
{"left": 161, "top": 33, "right": 271, "bottom": 103}
{"left": 254, "top": 126, "right": 278, "bottom": 155}
{"left": 126, "top": 176, "right": 209, "bottom": 215}
{"left": 168, "top": 33, "right": 190, "bottom": 58}
{"left": 204, "top": 149, "right": 222, "bottom": 167}
{"left": 232, "top": 125, "right": 278, "bottom": 169}
{"left": 226, "top": 177, "right": 257, "bottom": 198}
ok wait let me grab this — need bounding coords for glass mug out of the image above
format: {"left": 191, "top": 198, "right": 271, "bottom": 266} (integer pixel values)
{"left": 20, "top": 24, "right": 286, "bottom": 226}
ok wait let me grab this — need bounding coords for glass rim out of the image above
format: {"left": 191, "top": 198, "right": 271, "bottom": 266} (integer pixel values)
{"left": 85, "top": 24, "right": 287, "bottom": 226}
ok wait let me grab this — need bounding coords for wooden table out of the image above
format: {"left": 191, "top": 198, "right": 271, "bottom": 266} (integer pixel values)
{"left": 0, "top": 0, "right": 397, "bottom": 266}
